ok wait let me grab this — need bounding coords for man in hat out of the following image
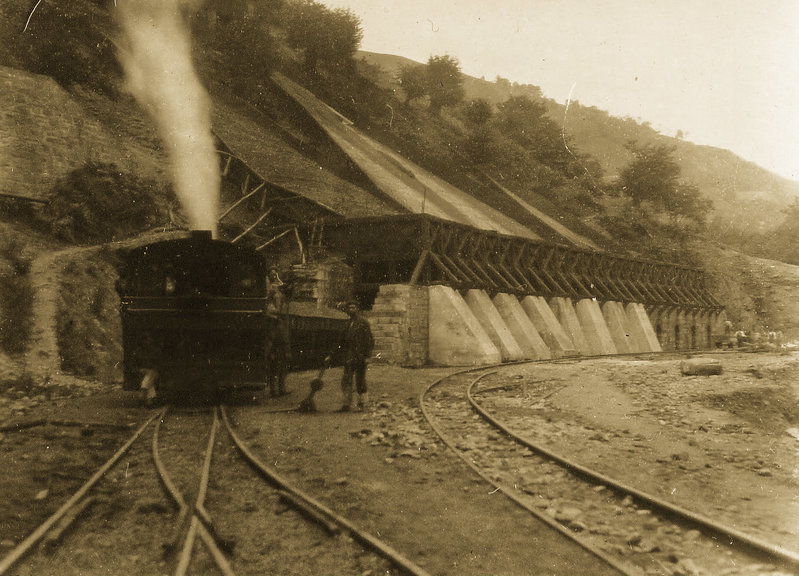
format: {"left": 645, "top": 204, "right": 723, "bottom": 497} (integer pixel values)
{"left": 326, "top": 300, "right": 374, "bottom": 412}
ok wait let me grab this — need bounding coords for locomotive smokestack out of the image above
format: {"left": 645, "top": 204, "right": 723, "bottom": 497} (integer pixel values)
{"left": 191, "top": 230, "right": 213, "bottom": 242}
{"left": 116, "top": 0, "right": 219, "bottom": 237}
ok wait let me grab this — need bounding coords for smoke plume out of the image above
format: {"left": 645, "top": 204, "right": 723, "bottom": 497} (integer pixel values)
{"left": 117, "top": 0, "right": 219, "bottom": 236}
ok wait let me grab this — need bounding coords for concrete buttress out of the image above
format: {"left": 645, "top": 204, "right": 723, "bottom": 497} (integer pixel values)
{"left": 549, "top": 297, "right": 590, "bottom": 355}
{"left": 520, "top": 296, "right": 577, "bottom": 358}
{"left": 625, "top": 303, "right": 662, "bottom": 352}
{"left": 465, "top": 290, "right": 525, "bottom": 361}
{"left": 601, "top": 301, "right": 633, "bottom": 354}
{"left": 493, "top": 293, "right": 551, "bottom": 360}
{"left": 428, "top": 285, "right": 501, "bottom": 365}
{"left": 574, "top": 299, "right": 618, "bottom": 356}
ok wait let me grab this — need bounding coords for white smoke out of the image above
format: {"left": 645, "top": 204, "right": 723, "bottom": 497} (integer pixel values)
{"left": 117, "top": 0, "right": 219, "bottom": 236}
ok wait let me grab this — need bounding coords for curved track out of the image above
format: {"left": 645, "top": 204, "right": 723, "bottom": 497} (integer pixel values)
{"left": 420, "top": 365, "right": 799, "bottom": 574}
{"left": 421, "top": 364, "right": 799, "bottom": 576}
{"left": 467, "top": 371, "right": 799, "bottom": 565}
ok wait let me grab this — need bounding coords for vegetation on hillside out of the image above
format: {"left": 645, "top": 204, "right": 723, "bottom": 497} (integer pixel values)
{"left": 202, "top": 0, "right": 708, "bottom": 262}
{"left": 56, "top": 251, "right": 122, "bottom": 379}
{"left": 0, "top": 238, "right": 33, "bottom": 354}
{"left": 3, "top": 0, "right": 120, "bottom": 94}
{"left": 43, "top": 163, "right": 174, "bottom": 244}
{"left": 4, "top": 0, "right": 792, "bottom": 265}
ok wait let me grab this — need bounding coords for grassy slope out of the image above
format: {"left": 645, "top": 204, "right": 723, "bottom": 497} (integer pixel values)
{"left": 699, "top": 243, "right": 799, "bottom": 338}
{"left": 359, "top": 51, "right": 799, "bottom": 236}
{"left": 0, "top": 5, "right": 796, "bottom": 354}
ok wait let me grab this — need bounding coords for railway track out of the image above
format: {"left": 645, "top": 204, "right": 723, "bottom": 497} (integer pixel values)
{"left": 0, "top": 405, "right": 432, "bottom": 576}
{"left": 420, "top": 366, "right": 799, "bottom": 576}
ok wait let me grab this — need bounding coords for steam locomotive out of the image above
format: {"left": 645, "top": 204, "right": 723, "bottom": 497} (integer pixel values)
{"left": 116, "top": 231, "right": 271, "bottom": 399}
{"left": 116, "top": 230, "right": 347, "bottom": 401}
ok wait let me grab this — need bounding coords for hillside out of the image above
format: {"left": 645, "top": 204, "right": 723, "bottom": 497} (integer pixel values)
{"left": 0, "top": 0, "right": 796, "bottom": 343}
{"left": 358, "top": 50, "right": 799, "bottom": 236}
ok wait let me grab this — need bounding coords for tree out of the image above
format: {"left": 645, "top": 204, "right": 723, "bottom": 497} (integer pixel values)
{"left": 617, "top": 141, "right": 711, "bottom": 225}
{"left": 397, "top": 64, "right": 427, "bottom": 104}
{"left": 494, "top": 95, "right": 574, "bottom": 174}
{"left": 618, "top": 141, "right": 681, "bottom": 207}
{"left": 771, "top": 199, "right": 799, "bottom": 264}
{"left": 464, "top": 98, "right": 493, "bottom": 126}
{"left": 200, "top": 0, "right": 284, "bottom": 84}
{"left": 17, "top": 0, "right": 120, "bottom": 93}
{"left": 283, "top": 1, "right": 363, "bottom": 74}
{"left": 495, "top": 95, "right": 549, "bottom": 147}
{"left": 425, "top": 55, "right": 464, "bottom": 114}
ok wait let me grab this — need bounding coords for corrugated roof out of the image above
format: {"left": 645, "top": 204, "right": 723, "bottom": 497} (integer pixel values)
{"left": 211, "top": 91, "right": 401, "bottom": 219}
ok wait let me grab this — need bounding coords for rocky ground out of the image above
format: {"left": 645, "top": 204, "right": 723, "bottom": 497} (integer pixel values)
{"left": 472, "top": 352, "right": 799, "bottom": 553}
{"left": 0, "top": 349, "right": 797, "bottom": 575}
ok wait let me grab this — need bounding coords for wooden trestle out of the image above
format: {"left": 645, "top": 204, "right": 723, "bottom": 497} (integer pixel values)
{"left": 319, "top": 214, "right": 722, "bottom": 310}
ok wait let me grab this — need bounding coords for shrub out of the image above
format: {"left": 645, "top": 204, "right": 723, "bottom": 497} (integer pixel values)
{"left": 0, "top": 238, "right": 34, "bottom": 354}
{"left": 43, "top": 162, "right": 171, "bottom": 244}
{"left": 56, "top": 254, "right": 122, "bottom": 380}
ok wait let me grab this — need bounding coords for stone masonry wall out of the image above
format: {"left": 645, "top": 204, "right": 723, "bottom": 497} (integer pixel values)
{"left": 290, "top": 258, "right": 354, "bottom": 309}
{"left": 0, "top": 66, "right": 163, "bottom": 200}
{"left": 369, "top": 284, "right": 429, "bottom": 366}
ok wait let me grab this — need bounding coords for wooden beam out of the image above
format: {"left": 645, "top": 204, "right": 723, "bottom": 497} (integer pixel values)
{"left": 255, "top": 228, "right": 292, "bottom": 251}
{"left": 294, "top": 227, "right": 306, "bottom": 264}
{"left": 232, "top": 208, "right": 272, "bottom": 243}
{"left": 222, "top": 155, "right": 233, "bottom": 177}
{"left": 0, "top": 192, "right": 47, "bottom": 204}
{"left": 409, "top": 250, "right": 430, "bottom": 285}
{"left": 218, "top": 182, "right": 265, "bottom": 222}
{"left": 428, "top": 252, "right": 461, "bottom": 285}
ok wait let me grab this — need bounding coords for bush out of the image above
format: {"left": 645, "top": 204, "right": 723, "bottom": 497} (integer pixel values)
{"left": 56, "top": 254, "right": 122, "bottom": 380}
{"left": 0, "top": 238, "right": 34, "bottom": 354}
{"left": 14, "top": 0, "right": 120, "bottom": 94}
{"left": 43, "top": 162, "right": 171, "bottom": 244}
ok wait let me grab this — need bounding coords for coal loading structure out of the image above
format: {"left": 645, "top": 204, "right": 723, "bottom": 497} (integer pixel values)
{"left": 316, "top": 214, "right": 725, "bottom": 366}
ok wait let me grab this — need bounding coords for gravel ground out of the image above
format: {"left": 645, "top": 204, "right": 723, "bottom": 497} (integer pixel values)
{"left": 471, "top": 351, "right": 799, "bottom": 553}
{"left": 0, "top": 349, "right": 797, "bottom": 575}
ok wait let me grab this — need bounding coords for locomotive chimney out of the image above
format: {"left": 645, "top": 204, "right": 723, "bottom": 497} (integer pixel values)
{"left": 191, "top": 230, "right": 213, "bottom": 242}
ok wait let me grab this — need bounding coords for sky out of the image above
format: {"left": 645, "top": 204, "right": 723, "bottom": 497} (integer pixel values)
{"left": 319, "top": 0, "right": 799, "bottom": 182}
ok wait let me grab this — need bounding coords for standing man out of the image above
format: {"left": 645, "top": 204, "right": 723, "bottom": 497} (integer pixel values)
{"left": 265, "top": 266, "right": 290, "bottom": 397}
{"left": 326, "top": 301, "right": 374, "bottom": 412}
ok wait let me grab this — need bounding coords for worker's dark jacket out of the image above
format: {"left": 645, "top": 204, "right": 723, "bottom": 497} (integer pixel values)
{"left": 338, "top": 315, "right": 374, "bottom": 365}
